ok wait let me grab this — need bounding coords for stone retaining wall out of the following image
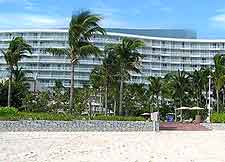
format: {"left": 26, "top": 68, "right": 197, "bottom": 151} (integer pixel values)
{"left": 0, "top": 120, "right": 155, "bottom": 132}
{"left": 201, "top": 123, "right": 225, "bottom": 130}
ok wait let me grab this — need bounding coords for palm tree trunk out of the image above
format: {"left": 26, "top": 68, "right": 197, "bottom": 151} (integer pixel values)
{"left": 180, "top": 98, "right": 182, "bottom": 107}
{"left": 7, "top": 72, "right": 12, "bottom": 107}
{"left": 104, "top": 84, "right": 108, "bottom": 116}
{"left": 100, "top": 88, "right": 103, "bottom": 114}
{"left": 157, "top": 95, "right": 159, "bottom": 113}
{"left": 205, "top": 86, "right": 207, "bottom": 108}
{"left": 149, "top": 96, "right": 151, "bottom": 113}
{"left": 223, "top": 90, "right": 224, "bottom": 110}
{"left": 197, "top": 92, "right": 199, "bottom": 107}
{"left": 216, "top": 89, "right": 219, "bottom": 113}
{"left": 113, "top": 98, "right": 116, "bottom": 116}
{"left": 69, "top": 63, "right": 75, "bottom": 113}
{"left": 119, "top": 78, "right": 124, "bottom": 116}
{"left": 89, "top": 100, "right": 92, "bottom": 119}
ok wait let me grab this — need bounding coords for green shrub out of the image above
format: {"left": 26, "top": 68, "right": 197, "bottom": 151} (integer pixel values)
{"left": 0, "top": 107, "right": 18, "bottom": 116}
{"left": 0, "top": 112, "right": 84, "bottom": 121}
{"left": 13, "top": 112, "right": 83, "bottom": 121}
{"left": 211, "top": 113, "right": 225, "bottom": 123}
{"left": 0, "top": 109, "right": 145, "bottom": 121}
{"left": 93, "top": 115, "right": 145, "bottom": 121}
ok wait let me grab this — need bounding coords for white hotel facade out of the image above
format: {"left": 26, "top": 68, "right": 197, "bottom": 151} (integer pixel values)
{"left": 0, "top": 28, "right": 224, "bottom": 90}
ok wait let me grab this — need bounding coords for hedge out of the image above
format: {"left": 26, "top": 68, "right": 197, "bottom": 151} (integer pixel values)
{"left": 211, "top": 113, "right": 225, "bottom": 123}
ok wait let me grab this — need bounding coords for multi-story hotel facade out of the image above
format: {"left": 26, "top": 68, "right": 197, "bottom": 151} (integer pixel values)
{"left": 0, "top": 28, "right": 224, "bottom": 90}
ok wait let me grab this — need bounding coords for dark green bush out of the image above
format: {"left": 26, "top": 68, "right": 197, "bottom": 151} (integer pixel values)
{"left": 0, "top": 107, "right": 18, "bottom": 116}
{"left": 0, "top": 81, "right": 29, "bottom": 108}
{"left": 0, "top": 110, "right": 145, "bottom": 121}
{"left": 3, "top": 112, "right": 83, "bottom": 121}
{"left": 211, "top": 113, "right": 225, "bottom": 123}
{"left": 93, "top": 115, "right": 145, "bottom": 121}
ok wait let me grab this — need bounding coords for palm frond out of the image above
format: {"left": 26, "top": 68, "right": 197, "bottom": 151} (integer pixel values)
{"left": 80, "top": 44, "right": 102, "bottom": 57}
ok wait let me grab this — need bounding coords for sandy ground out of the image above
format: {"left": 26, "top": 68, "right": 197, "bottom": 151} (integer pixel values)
{"left": 0, "top": 131, "right": 225, "bottom": 162}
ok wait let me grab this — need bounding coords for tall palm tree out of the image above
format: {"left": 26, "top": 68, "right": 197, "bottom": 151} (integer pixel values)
{"left": 90, "top": 51, "right": 117, "bottom": 115}
{"left": 90, "top": 65, "right": 108, "bottom": 114}
{"left": 46, "top": 10, "right": 105, "bottom": 113}
{"left": 165, "top": 70, "right": 190, "bottom": 107}
{"left": 213, "top": 54, "right": 225, "bottom": 113}
{"left": 190, "top": 69, "right": 205, "bottom": 106}
{"left": 1, "top": 37, "right": 32, "bottom": 106}
{"left": 147, "top": 76, "right": 162, "bottom": 112}
{"left": 105, "top": 38, "right": 144, "bottom": 115}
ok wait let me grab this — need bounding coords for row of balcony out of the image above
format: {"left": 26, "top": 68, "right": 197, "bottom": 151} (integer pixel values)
{"left": 0, "top": 36, "right": 68, "bottom": 41}
{"left": 37, "top": 75, "right": 90, "bottom": 80}
{"left": 142, "top": 51, "right": 216, "bottom": 57}
{"left": 38, "top": 82, "right": 84, "bottom": 88}
{"left": 1, "top": 37, "right": 225, "bottom": 50}
{"left": 16, "top": 59, "right": 102, "bottom": 64}
{"left": 151, "top": 44, "right": 225, "bottom": 50}
{"left": 23, "top": 67, "right": 94, "bottom": 72}
{"left": 142, "top": 59, "right": 213, "bottom": 64}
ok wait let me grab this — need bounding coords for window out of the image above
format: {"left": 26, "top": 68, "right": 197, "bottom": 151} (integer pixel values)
{"left": 202, "top": 58, "right": 206, "bottom": 63}
{"left": 162, "top": 49, "right": 167, "bottom": 53}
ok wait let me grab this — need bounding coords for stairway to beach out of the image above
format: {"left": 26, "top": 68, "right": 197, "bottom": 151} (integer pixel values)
{"left": 160, "top": 123, "right": 209, "bottom": 131}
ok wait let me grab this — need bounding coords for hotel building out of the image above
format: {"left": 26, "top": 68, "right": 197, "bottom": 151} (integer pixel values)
{"left": 0, "top": 28, "right": 224, "bottom": 90}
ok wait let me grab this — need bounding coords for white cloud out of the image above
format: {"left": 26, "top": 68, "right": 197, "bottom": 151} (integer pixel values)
{"left": 0, "top": 0, "right": 34, "bottom": 10}
{"left": 210, "top": 14, "right": 225, "bottom": 23}
{"left": 210, "top": 13, "right": 225, "bottom": 29}
{"left": 0, "top": 14, "right": 69, "bottom": 28}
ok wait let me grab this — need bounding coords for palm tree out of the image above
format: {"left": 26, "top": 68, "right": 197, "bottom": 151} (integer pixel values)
{"left": 90, "top": 65, "right": 108, "bottom": 114}
{"left": 12, "top": 67, "right": 30, "bottom": 88}
{"left": 190, "top": 69, "right": 205, "bottom": 106}
{"left": 46, "top": 10, "right": 105, "bottom": 113}
{"left": 105, "top": 38, "right": 144, "bottom": 115}
{"left": 212, "top": 54, "right": 225, "bottom": 112}
{"left": 90, "top": 51, "right": 117, "bottom": 115}
{"left": 147, "top": 76, "right": 162, "bottom": 112}
{"left": 1, "top": 37, "right": 32, "bottom": 106}
{"left": 165, "top": 70, "right": 190, "bottom": 107}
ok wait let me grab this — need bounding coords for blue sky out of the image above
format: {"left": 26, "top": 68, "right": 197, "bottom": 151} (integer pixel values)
{"left": 0, "top": 0, "right": 225, "bottom": 38}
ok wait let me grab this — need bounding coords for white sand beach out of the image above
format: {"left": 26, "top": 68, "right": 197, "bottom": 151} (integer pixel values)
{"left": 0, "top": 131, "right": 225, "bottom": 162}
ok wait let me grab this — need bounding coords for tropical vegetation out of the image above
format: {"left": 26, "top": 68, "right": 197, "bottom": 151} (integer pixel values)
{"left": 0, "top": 37, "right": 31, "bottom": 107}
{"left": 1, "top": 10, "right": 225, "bottom": 122}
{"left": 46, "top": 10, "right": 105, "bottom": 112}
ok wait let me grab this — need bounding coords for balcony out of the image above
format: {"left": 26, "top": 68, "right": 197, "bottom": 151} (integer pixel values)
{"left": 38, "top": 75, "right": 90, "bottom": 80}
